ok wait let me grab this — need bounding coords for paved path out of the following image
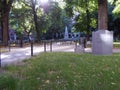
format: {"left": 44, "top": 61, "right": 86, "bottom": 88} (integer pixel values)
{"left": 1, "top": 46, "right": 43, "bottom": 66}
{"left": 0, "top": 43, "right": 120, "bottom": 66}
{"left": 1, "top": 44, "right": 75, "bottom": 66}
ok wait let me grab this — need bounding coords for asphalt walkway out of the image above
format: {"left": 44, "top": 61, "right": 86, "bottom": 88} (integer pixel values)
{"left": 0, "top": 43, "right": 120, "bottom": 66}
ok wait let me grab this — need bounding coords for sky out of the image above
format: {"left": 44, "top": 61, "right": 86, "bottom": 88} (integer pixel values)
{"left": 40, "top": 0, "right": 66, "bottom": 8}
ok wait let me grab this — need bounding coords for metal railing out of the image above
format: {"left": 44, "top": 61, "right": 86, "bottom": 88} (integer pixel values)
{"left": 42, "top": 39, "right": 79, "bottom": 52}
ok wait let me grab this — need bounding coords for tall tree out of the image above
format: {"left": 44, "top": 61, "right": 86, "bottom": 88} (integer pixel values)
{"left": 44, "top": 1, "right": 63, "bottom": 38}
{"left": 0, "top": 0, "right": 13, "bottom": 45}
{"left": 22, "top": 0, "right": 50, "bottom": 41}
{"left": 30, "top": 0, "right": 40, "bottom": 41}
{"left": 10, "top": 1, "right": 34, "bottom": 40}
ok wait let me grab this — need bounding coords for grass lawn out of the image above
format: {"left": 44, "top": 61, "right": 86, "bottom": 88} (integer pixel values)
{"left": 113, "top": 42, "right": 120, "bottom": 49}
{"left": 0, "top": 52, "right": 120, "bottom": 90}
{"left": 87, "top": 42, "right": 120, "bottom": 49}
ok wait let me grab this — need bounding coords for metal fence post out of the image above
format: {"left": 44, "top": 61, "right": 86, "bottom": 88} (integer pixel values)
{"left": 8, "top": 41, "right": 11, "bottom": 52}
{"left": 31, "top": 41, "right": 33, "bottom": 56}
{"left": 50, "top": 40, "right": 52, "bottom": 52}
{"left": 44, "top": 41, "right": 46, "bottom": 52}
{"left": 75, "top": 40, "right": 77, "bottom": 49}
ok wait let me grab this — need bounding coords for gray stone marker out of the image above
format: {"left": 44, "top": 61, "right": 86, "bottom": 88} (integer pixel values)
{"left": 92, "top": 30, "right": 113, "bottom": 55}
{"left": 75, "top": 45, "right": 84, "bottom": 53}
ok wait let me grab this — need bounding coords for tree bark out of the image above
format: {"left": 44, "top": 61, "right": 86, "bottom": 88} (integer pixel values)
{"left": 1, "top": 0, "right": 13, "bottom": 45}
{"left": 0, "top": 17, "right": 3, "bottom": 41}
{"left": 33, "top": 10, "right": 40, "bottom": 42}
{"left": 98, "top": 0, "right": 108, "bottom": 30}
{"left": 2, "top": 13, "right": 9, "bottom": 45}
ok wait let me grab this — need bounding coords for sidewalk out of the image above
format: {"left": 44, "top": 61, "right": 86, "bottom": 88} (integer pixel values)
{"left": 0, "top": 44, "right": 120, "bottom": 66}
{"left": 1, "top": 46, "right": 44, "bottom": 66}
{"left": 1, "top": 44, "right": 75, "bottom": 66}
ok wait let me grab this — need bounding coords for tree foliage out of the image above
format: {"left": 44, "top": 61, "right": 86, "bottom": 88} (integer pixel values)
{"left": 112, "top": 0, "right": 120, "bottom": 17}
{"left": 64, "top": 0, "right": 98, "bottom": 40}
{"left": 9, "top": 0, "right": 65, "bottom": 40}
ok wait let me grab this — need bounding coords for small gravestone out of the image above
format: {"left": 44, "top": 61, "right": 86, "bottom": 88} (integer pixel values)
{"left": 92, "top": 30, "right": 113, "bottom": 55}
{"left": 74, "top": 45, "right": 84, "bottom": 53}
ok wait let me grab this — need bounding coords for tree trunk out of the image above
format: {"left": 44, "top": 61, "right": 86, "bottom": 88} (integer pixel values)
{"left": 33, "top": 11, "right": 40, "bottom": 42}
{"left": 98, "top": 0, "right": 108, "bottom": 30}
{"left": 1, "top": 0, "right": 13, "bottom": 45}
{"left": 0, "top": 18, "right": 3, "bottom": 41}
{"left": 2, "top": 13, "right": 9, "bottom": 45}
{"left": 86, "top": 9, "right": 90, "bottom": 41}
{"left": 31, "top": 0, "right": 40, "bottom": 42}
{"left": 85, "top": 0, "right": 90, "bottom": 41}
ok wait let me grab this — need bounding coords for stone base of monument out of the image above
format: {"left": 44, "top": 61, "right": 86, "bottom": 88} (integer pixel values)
{"left": 74, "top": 45, "right": 84, "bottom": 53}
{"left": 92, "top": 30, "right": 113, "bottom": 55}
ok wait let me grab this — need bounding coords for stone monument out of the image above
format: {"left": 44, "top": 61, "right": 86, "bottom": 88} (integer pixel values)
{"left": 92, "top": 30, "right": 113, "bottom": 55}
{"left": 74, "top": 45, "right": 84, "bottom": 53}
{"left": 64, "top": 26, "right": 69, "bottom": 39}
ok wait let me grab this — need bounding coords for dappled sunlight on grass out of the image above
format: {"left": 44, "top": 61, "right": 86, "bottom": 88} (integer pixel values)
{"left": 1, "top": 52, "right": 120, "bottom": 90}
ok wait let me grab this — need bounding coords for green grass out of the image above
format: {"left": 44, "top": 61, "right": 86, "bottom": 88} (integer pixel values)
{"left": 0, "top": 74, "right": 17, "bottom": 90}
{"left": 1, "top": 52, "right": 120, "bottom": 90}
{"left": 113, "top": 43, "right": 120, "bottom": 49}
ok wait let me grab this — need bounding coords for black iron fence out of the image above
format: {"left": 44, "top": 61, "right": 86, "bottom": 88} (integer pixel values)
{"left": 42, "top": 39, "right": 79, "bottom": 52}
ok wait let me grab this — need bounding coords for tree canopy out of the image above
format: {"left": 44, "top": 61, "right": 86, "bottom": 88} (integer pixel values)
{"left": 1, "top": 0, "right": 120, "bottom": 43}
